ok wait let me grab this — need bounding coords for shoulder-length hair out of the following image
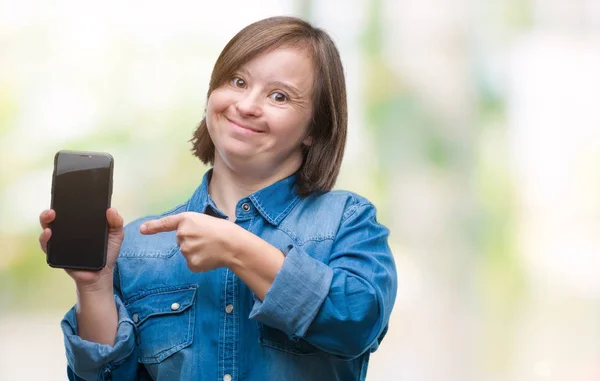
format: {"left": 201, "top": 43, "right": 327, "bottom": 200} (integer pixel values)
{"left": 190, "top": 16, "right": 347, "bottom": 196}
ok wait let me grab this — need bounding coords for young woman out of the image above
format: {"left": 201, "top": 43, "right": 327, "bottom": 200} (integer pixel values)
{"left": 39, "top": 16, "right": 397, "bottom": 381}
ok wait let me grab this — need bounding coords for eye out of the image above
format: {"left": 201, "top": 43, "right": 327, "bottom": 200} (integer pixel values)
{"left": 268, "top": 92, "right": 288, "bottom": 103}
{"left": 231, "top": 77, "right": 246, "bottom": 88}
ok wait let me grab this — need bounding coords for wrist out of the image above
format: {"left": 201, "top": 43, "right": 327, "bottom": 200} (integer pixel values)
{"left": 225, "top": 228, "right": 285, "bottom": 274}
{"left": 75, "top": 274, "right": 114, "bottom": 295}
{"left": 224, "top": 227, "right": 247, "bottom": 272}
{"left": 223, "top": 228, "right": 284, "bottom": 301}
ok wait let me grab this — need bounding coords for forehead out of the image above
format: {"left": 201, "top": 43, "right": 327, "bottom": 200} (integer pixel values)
{"left": 238, "top": 46, "right": 315, "bottom": 87}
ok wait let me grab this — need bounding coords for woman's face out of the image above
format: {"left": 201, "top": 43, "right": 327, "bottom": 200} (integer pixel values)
{"left": 206, "top": 46, "right": 314, "bottom": 177}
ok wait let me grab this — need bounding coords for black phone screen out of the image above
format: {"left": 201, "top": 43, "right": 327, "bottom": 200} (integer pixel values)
{"left": 47, "top": 151, "right": 113, "bottom": 270}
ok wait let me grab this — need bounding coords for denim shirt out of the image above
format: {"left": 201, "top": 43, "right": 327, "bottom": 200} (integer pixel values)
{"left": 61, "top": 170, "right": 398, "bottom": 381}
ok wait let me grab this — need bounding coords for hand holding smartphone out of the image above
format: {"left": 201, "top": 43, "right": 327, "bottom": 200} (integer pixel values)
{"left": 46, "top": 150, "right": 114, "bottom": 270}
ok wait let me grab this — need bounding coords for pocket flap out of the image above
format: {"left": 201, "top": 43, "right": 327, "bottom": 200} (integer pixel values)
{"left": 126, "top": 286, "right": 197, "bottom": 326}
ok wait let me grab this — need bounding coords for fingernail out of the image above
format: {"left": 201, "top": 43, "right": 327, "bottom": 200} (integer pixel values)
{"left": 140, "top": 224, "right": 146, "bottom": 233}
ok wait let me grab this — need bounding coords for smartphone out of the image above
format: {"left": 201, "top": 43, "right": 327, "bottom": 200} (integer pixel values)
{"left": 47, "top": 150, "right": 114, "bottom": 270}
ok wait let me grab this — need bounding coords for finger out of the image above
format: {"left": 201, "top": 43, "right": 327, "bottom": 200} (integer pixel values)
{"left": 107, "top": 208, "right": 124, "bottom": 230}
{"left": 39, "top": 209, "right": 56, "bottom": 229}
{"left": 140, "top": 214, "right": 184, "bottom": 235}
{"left": 39, "top": 228, "right": 52, "bottom": 253}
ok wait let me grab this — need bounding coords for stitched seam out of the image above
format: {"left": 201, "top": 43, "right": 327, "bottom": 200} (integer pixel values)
{"left": 276, "top": 224, "right": 298, "bottom": 243}
{"left": 121, "top": 244, "right": 179, "bottom": 258}
{"left": 119, "top": 251, "right": 175, "bottom": 258}
{"left": 245, "top": 214, "right": 256, "bottom": 232}
{"left": 124, "top": 284, "right": 197, "bottom": 306}
{"left": 276, "top": 225, "right": 335, "bottom": 245}
{"left": 251, "top": 197, "right": 276, "bottom": 225}
{"left": 304, "top": 234, "right": 336, "bottom": 241}
{"left": 342, "top": 202, "right": 371, "bottom": 223}
{"left": 233, "top": 272, "right": 237, "bottom": 380}
{"left": 222, "top": 269, "right": 228, "bottom": 380}
{"left": 273, "top": 195, "right": 301, "bottom": 222}
{"left": 132, "top": 302, "right": 193, "bottom": 325}
{"left": 186, "top": 293, "right": 194, "bottom": 360}
{"left": 140, "top": 341, "right": 188, "bottom": 363}
{"left": 251, "top": 194, "right": 301, "bottom": 225}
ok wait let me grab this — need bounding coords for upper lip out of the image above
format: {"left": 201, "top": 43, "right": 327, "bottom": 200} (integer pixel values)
{"left": 226, "top": 117, "right": 263, "bottom": 133}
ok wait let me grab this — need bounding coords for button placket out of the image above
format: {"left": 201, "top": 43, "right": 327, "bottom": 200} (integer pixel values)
{"left": 221, "top": 268, "right": 238, "bottom": 381}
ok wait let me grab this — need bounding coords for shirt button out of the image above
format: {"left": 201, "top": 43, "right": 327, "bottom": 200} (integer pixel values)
{"left": 171, "top": 302, "right": 180, "bottom": 311}
{"left": 132, "top": 313, "right": 139, "bottom": 323}
{"left": 225, "top": 304, "right": 234, "bottom": 314}
{"left": 241, "top": 202, "right": 250, "bottom": 212}
{"left": 223, "top": 374, "right": 232, "bottom": 381}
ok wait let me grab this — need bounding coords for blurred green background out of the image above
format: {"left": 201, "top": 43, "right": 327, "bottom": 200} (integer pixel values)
{"left": 1, "top": 0, "right": 600, "bottom": 380}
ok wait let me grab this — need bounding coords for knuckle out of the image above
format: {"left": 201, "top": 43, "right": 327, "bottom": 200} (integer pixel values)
{"left": 160, "top": 217, "right": 170, "bottom": 230}
{"left": 188, "top": 255, "right": 201, "bottom": 269}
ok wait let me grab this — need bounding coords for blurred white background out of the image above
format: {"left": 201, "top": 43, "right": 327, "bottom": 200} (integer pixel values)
{"left": 1, "top": 0, "right": 600, "bottom": 380}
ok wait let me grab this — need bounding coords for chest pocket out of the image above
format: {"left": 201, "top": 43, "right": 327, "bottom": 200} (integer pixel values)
{"left": 126, "top": 285, "right": 197, "bottom": 363}
{"left": 258, "top": 322, "right": 323, "bottom": 356}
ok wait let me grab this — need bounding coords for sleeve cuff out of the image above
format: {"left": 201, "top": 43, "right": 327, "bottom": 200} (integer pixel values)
{"left": 249, "top": 244, "right": 333, "bottom": 337}
{"left": 61, "top": 294, "right": 136, "bottom": 380}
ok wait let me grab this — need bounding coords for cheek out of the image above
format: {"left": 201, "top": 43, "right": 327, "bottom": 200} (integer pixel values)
{"left": 206, "top": 89, "right": 230, "bottom": 119}
{"left": 271, "top": 111, "right": 311, "bottom": 139}
{"left": 205, "top": 93, "right": 225, "bottom": 136}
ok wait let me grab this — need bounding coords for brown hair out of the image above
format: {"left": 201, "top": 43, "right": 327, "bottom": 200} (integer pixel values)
{"left": 190, "top": 16, "right": 347, "bottom": 196}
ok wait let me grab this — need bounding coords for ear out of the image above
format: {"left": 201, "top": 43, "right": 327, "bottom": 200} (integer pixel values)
{"left": 303, "top": 136, "right": 313, "bottom": 146}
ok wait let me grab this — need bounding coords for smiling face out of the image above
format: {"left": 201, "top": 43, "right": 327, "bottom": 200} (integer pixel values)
{"left": 191, "top": 16, "right": 348, "bottom": 195}
{"left": 205, "top": 46, "right": 315, "bottom": 178}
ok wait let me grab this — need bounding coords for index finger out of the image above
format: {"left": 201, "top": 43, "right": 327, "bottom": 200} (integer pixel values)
{"left": 140, "top": 214, "right": 184, "bottom": 235}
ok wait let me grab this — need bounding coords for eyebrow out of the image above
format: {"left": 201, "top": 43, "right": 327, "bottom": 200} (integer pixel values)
{"left": 267, "top": 81, "right": 302, "bottom": 98}
{"left": 235, "top": 68, "right": 303, "bottom": 98}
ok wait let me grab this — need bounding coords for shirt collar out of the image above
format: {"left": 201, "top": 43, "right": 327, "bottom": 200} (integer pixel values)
{"left": 248, "top": 172, "right": 301, "bottom": 226}
{"left": 187, "top": 169, "right": 301, "bottom": 226}
{"left": 185, "top": 169, "right": 220, "bottom": 217}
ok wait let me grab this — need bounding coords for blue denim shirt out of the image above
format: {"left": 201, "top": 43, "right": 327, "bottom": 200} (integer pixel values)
{"left": 61, "top": 171, "right": 397, "bottom": 381}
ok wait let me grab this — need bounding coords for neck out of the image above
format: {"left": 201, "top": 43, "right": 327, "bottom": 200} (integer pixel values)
{"left": 208, "top": 156, "right": 299, "bottom": 219}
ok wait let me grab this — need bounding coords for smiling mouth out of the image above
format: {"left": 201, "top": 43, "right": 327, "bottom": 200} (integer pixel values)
{"left": 226, "top": 117, "right": 262, "bottom": 133}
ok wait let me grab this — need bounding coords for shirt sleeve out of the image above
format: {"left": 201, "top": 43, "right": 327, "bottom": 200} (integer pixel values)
{"left": 249, "top": 202, "right": 398, "bottom": 359}
{"left": 62, "top": 264, "right": 140, "bottom": 380}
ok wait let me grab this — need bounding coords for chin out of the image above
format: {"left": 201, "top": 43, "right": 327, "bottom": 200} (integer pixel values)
{"left": 218, "top": 146, "right": 258, "bottom": 166}
{"left": 222, "top": 140, "right": 258, "bottom": 157}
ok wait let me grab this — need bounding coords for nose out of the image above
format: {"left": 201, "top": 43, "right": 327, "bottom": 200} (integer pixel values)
{"left": 235, "top": 90, "right": 263, "bottom": 118}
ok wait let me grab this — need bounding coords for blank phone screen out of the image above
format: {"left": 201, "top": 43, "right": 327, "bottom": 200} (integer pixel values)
{"left": 48, "top": 152, "right": 113, "bottom": 270}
